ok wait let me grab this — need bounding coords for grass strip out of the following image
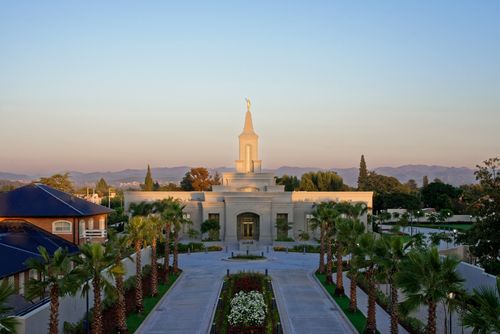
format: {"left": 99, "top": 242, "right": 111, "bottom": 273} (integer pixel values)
{"left": 316, "top": 273, "right": 380, "bottom": 334}
{"left": 126, "top": 274, "right": 179, "bottom": 333}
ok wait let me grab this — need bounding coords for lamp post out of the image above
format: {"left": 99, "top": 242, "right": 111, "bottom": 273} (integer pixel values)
{"left": 448, "top": 292, "right": 455, "bottom": 334}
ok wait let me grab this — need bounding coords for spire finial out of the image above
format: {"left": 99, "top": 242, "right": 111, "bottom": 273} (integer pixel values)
{"left": 245, "top": 97, "right": 251, "bottom": 112}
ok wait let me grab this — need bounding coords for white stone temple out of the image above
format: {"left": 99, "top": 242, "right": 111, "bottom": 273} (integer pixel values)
{"left": 125, "top": 102, "right": 373, "bottom": 247}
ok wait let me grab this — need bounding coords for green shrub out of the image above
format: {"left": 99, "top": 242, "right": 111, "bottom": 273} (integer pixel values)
{"left": 273, "top": 246, "right": 287, "bottom": 252}
{"left": 207, "top": 245, "right": 223, "bottom": 251}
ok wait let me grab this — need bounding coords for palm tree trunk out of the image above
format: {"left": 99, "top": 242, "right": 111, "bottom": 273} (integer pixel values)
{"left": 151, "top": 237, "right": 158, "bottom": 296}
{"left": 173, "top": 229, "right": 179, "bottom": 274}
{"left": 318, "top": 224, "right": 325, "bottom": 274}
{"left": 92, "top": 277, "right": 103, "bottom": 334}
{"left": 365, "top": 268, "right": 377, "bottom": 334}
{"left": 135, "top": 241, "right": 144, "bottom": 313}
{"left": 390, "top": 277, "right": 398, "bottom": 334}
{"left": 326, "top": 236, "right": 333, "bottom": 284}
{"left": 427, "top": 301, "right": 436, "bottom": 334}
{"left": 349, "top": 273, "right": 357, "bottom": 312}
{"left": 335, "top": 244, "right": 344, "bottom": 296}
{"left": 164, "top": 223, "right": 171, "bottom": 280}
{"left": 115, "top": 273, "right": 127, "bottom": 333}
{"left": 49, "top": 284, "right": 59, "bottom": 334}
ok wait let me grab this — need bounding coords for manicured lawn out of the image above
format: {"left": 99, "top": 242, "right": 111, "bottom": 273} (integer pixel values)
{"left": 316, "top": 273, "right": 379, "bottom": 334}
{"left": 126, "top": 273, "right": 179, "bottom": 333}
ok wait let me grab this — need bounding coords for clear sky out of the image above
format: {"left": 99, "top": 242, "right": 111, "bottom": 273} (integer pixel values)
{"left": 1, "top": 1, "right": 499, "bottom": 174}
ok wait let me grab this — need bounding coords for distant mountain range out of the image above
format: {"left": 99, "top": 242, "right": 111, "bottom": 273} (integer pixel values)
{"left": 0, "top": 165, "right": 476, "bottom": 188}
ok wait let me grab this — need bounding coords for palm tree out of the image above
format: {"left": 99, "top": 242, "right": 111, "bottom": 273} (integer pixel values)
{"left": 336, "top": 218, "right": 365, "bottom": 311}
{"left": 353, "top": 233, "right": 379, "bottom": 334}
{"left": 106, "top": 231, "right": 131, "bottom": 333}
{"left": 334, "top": 202, "right": 367, "bottom": 296}
{"left": 145, "top": 215, "right": 164, "bottom": 296}
{"left": 171, "top": 200, "right": 189, "bottom": 274}
{"left": 25, "top": 246, "right": 78, "bottom": 334}
{"left": 159, "top": 198, "right": 177, "bottom": 279}
{"left": 397, "top": 247, "right": 464, "bottom": 334}
{"left": 73, "top": 243, "right": 115, "bottom": 334}
{"left": 0, "top": 280, "right": 18, "bottom": 333}
{"left": 126, "top": 216, "right": 146, "bottom": 313}
{"left": 376, "top": 235, "right": 410, "bottom": 334}
{"left": 461, "top": 278, "right": 500, "bottom": 334}
{"left": 310, "top": 201, "right": 336, "bottom": 275}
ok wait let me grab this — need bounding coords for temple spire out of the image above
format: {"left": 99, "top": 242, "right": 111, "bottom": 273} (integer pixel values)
{"left": 243, "top": 98, "right": 255, "bottom": 133}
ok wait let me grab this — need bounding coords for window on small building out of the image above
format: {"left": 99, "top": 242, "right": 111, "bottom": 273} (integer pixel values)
{"left": 208, "top": 213, "right": 220, "bottom": 223}
{"left": 99, "top": 217, "right": 105, "bottom": 230}
{"left": 182, "top": 213, "right": 191, "bottom": 233}
{"left": 305, "top": 214, "right": 314, "bottom": 232}
{"left": 88, "top": 218, "right": 94, "bottom": 230}
{"left": 53, "top": 220, "right": 72, "bottom": 234}
{"left": 79, "top": 220, "right": 85, "bottom": 237}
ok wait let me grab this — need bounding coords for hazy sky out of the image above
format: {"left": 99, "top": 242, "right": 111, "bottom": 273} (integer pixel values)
{"left": 1, "top": 1, "right": 499, "bottom": 174}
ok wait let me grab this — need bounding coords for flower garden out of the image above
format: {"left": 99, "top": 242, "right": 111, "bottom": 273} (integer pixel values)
{"left": 212, "top": 272, "right": 282, "bottom": 334}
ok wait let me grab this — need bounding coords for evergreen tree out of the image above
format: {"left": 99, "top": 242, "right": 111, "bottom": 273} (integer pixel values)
{"left": 39, "top": 172, "right": 75, "bottom": 193}
{"left": 95, "top": 177, "right": 109, "bottom": 195}
{"left": 423, "top": 175, "right": 429, "bottom": 188}
{"left": 143, "top": 165, "right": 154, "bottom": 191}
{"left": 358, "top": 155, "right": 368, "bottom": 190}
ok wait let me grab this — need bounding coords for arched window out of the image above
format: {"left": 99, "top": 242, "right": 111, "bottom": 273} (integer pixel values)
{"left": 53, "top": 220, "right": 72, "bottom": 234}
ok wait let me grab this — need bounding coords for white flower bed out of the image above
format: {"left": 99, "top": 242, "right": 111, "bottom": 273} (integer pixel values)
{"left": 228, "top": 290, "right": 268, "bottom": 327}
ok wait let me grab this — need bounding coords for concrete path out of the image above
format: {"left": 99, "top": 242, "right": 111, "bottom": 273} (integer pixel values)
{"left": 273, "top": 270, "right": 355, "bottom": 334}
{"left": 137, "top": 267, "right": 221, "bottom": 334}
{"left": 137, "top": 251, "right": 356, "bottom": 334}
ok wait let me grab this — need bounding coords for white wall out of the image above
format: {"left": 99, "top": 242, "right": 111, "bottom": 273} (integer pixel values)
{"left": 14, "top": 247, "right": 152, "bottom": 334}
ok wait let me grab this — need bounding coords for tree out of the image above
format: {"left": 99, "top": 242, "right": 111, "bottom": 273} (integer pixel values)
{"left": 310, "top": 201, "right": 337, "bottom": 274}
{"left": 73, "top": 243, "right": 114, "bottom": 334}
{"left": 298, "top": 171, "right": 346, "bottom": 191}
{"left": 275, "top": 175, "right": 300, "bottom": 191}
{"left": 406, "top": 179, "right": 418, "bottom": 192}
{"left": 95, "top": 178, "right": 109, "bottom": 196}
{"left": 421, "top": 182, "right": 461, "bottom": 211}
{"left": 353, "top": 233, "right": 380, "bottom": 334}
{"left": 461, "top": 278, "right": 500, "bottom": 333}
{"left": 142, "top": 165, "right": 154, "bottom": 191}
{"left": 201, "top": 219, "right": 220, "bottom": 241}
{"left": 126, "top": 216, "right": 146, "bottom": 313}
{"left": 106, "top": 231, "right": 130, "bottom": 333}
{"left": 180, "top": 167, "right": 218, "bottom": 191}
{"left": 358, "top": 155, "right": 368, "bottom": 190}
{"left": 275, "top": 217, "right": 292, "bottom": 240}
{"left": 334, "top": 202, "right": 367, "bottom": 296}
{"left": 459, "top": 157, "right": 500, "bottom": 274}
{"left": 145, "top": 215, "right": 164, "bottom": 296}
{"left": 376, "top": 236, "right": 410, "bottom": 334}
{"left": 25, "top": 246, "right": 78, "bottom": 334}
{"left": 38, "top": 172, "right": 74, "bottom": 193}
{"left": 0, "top": 280, "right": 19, "bottom": 333}
{"left": 397, "top": 248, "right": 464, "bottom": 334}
{"left": 423, "top": 175, "right": 429, "bottom": 188}
{"left": 336, "top": 218, "right": 365, "bottom": 311}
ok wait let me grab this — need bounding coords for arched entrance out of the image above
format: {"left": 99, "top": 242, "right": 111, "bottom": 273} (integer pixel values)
{"left": 237, "top": 213, "right": 260, "bottom": 241}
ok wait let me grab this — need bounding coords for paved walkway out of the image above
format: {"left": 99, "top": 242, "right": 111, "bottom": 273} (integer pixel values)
{"left": 137, "top": 251, "right": 356, "bottom": 334}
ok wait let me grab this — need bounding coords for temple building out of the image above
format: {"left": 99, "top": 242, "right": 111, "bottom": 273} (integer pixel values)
{"left": 125, "top": 102, "right": 373, "bottom": 247}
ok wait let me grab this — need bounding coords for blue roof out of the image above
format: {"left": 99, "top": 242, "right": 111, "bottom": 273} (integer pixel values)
{"left": 0, "top": 183, "right": 113, "bottom": 217}
{"left": 0, "top": 221, "right": 80, "bottom": 278}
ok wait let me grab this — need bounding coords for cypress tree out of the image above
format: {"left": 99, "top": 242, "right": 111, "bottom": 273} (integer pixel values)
{"left": 358, "top": 155, "right": 368, "bottom": 190}
{"left": 422, "top": 175, "right": 429, "bottom": 188}
{"left": 144, "top": 165, "right": 154, "bottom": 191}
